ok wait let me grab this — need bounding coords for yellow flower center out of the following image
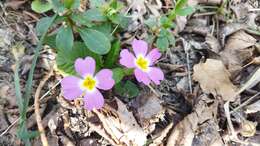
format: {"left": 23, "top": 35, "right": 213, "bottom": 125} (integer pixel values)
{"left": 82, "top": 75, "right": 96, "bottom": 91}
{"left": 135, "top": 55, "right": 149, "bottom": 72}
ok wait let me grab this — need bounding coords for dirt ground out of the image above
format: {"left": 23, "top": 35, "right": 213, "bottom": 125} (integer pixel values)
{"left": 0, "top": 0, "right": 260, "bottom": 146}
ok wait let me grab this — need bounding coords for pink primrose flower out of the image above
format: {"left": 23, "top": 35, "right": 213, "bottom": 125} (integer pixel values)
{"left": 119, "top": 39, "right": 164, "bottom": 85}
{"left": 61, "top": 57, "right": 115, "bottom": 110}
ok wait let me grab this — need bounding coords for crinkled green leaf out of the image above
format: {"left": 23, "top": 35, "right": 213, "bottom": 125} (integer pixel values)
{"left": 108, "top": 13, "right": 129, "bottom": 28}
{"left": 175, "top": 0, "right": 188, "bottom": 10}
{"left": 115, "top": 80, "right": 139, "bottom": 99}
{"left": 31, "top": 0, "right": 52, "bottom": 13}
{"left": 51, "top": 0, "right": 66, "bottom": 13}
{"left": 112, "top": 68, "right": 124, "bottom": 84}
{"left": 57, "top": 42, "right": 102, "bottom": 75}
{"left": 64, "top": 0, "right": 80, "bottom": 9}
{"left": 104, "top": 40, "right": 120, "bottom": 68}
{"left": 144, "top": 17, "right": 158, "bottom": 29}
{"left": 43, "top": 34, "right": 56, "bottom": 48}
{"left": 71, "top": 12, "right": 92, "bottom": 27}
{"left": 36, "top": 17, "right": 53, "bottom": 36}
{"left": 89, "top": 0, "right": 105, "bottom": 8}
{"left": 79, "top": 28, "right": 111, "bottom": 55}
{"left": 56, "top": 26, "right": 74, "bottom": 50}
{"left": 156, "top": 36, "right": 169, "bottom": 52}
{"left": 167, "top": 32, "right": 175, "bottom": 46}
{"left": 175, "top": 6, "right": 194, "bottom": 16}
{"left": 84, "top": 8, "right": 107, "bottom": 22}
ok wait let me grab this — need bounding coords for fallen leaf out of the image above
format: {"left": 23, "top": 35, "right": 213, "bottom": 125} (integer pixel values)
{"left": 93, "top": 97, "right": 147, "bottom": 146}
{"left": 5, "top": 0, "right": 26, "bottom": 10}
{"left": 175, "top": 16, "right": 187, "bottom": 33}
{"left": 240, "top": 120, "right": 257, "bottom": 137}
{"left": 237, "top": 68, "right": 260, "bottom": 94}
{"left": 150, "top": 123, "right": 173, "bottom": 146}
{"left": 245, "top": 100, "right": 260, "bottom": 114}
{"left": 206, "top": 34, "right": 221, "bottom": 53}
{"left": 220, "top": 30, "right": 256, "bottom": 72}
{"left": 224, "top": 30, "right": 256, "bottom": 51}
{"left": 166, "top": 95, "right": 223, "bottom": 146}
{"left": 193, "top": 59, "right": 237, "bottom": 101}
{"left": 219, "top": 23, "right": 247, "bottom": 46}
{"left": 134, "top": 94, "right": 165, "bottom": 134}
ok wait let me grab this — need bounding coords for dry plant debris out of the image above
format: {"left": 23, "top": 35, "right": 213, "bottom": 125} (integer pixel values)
{"left": 166, "top": 95, "right": 223, "bottom": 146}
{"left": 0, "top": 0, "right": 260, "bottom": 146}
{"left": 193, "top": 59, "right": 238, "bottom": 101}
{"left": 93, "top": 97, "right": 147, "bottom": 146}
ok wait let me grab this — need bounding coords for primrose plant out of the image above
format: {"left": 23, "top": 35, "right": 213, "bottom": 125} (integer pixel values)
{"left": 61, "top": 57, "right": 115, "bottom": 110}
{"left": 32, "top": 0, "right": 165, "bottom": 110}
{"left": 145, "top": 0, "right": 195, "bottom": 51}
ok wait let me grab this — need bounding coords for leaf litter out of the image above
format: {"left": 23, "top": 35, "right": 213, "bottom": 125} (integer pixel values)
{"left": 0, "top": 0, "right": 260, "bottom": 146}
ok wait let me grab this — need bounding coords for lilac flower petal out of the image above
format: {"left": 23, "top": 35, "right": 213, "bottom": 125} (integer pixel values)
{"left": 132, "top": 39, "right": 148, "bottom": 56}
{"left": 75, "top": 57, "right": 95, "bottom": 77}
{"left": 134, "top": 68, "right": 151, "bottom": 85}
{"left": 146, "top": 48, "right": 161, "bottom": 65}
{"left": 84, "top": 89, "right": 104, "bottom": 110}
{"left": 148, "top": 67, "right": 164, "bottom": 85}
{"left": 119, "top": 49, "right": 136, "bottom": 68}
{"left": 96, "top": 69, "right": 115, "bottom": 90}
{"left": 61, "top": 76, "right": 83, "bottom": 100}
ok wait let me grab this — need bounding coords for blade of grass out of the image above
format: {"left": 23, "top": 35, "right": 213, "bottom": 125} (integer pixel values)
{"left": 14, "top": 60, "right": 23, "bottom": 112}
{"left": 14, "top": 14, "right": 57, "bottom": 145}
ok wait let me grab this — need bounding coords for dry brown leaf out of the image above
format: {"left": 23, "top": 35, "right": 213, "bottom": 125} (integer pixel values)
{"left": 166, "top": 95, "right": 223, "bottom": 146}
{"left": 193, "top": 59, "right": 237, "bottom": 101}
{"left": 224, "top": 30, "right": 256, "bottom": 51}
{"left": 206, "top": 34, "right": 221, "bottom": 53}
{"left": 134, "top": 94, "right": 165, "bottom": 134}
{"left": 94, "top": 97, "right": 147, "bottom": 146}
{"left": 5, "top": 0, "right": 26, "bottom": 10}
{"left": 240, "top": 120, "right": 257, "bottom": 137}
{"left": 245, "top": 100, "right": 260, "bottom": 114}
{"left": 175, "top": 16, "right": 187, "bottom": 33}
{"left": 237, "top": 68, "right": 260, "bottom": 94}
{"left": 150, "top": 123, "right": 173, "bottom": 146}
{"left": 220, "top": 30, "right": 256, "bottom": 74}
{"left": 219, "top": 23, "right": 247, "bottom": 46}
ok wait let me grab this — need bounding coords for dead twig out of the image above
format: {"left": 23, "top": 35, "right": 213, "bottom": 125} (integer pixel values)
{"left": 34, "top": 70, "right": 54, "bottom": 146}
{"left": 181, "top": 38, "right": 192, "bottom": 94}
{"left": 231, "top": 92, "right": 260, "bottom": 114}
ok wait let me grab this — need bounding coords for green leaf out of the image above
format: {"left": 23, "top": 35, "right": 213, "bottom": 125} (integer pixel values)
{"left": 91, "top": 22, "right": 112, "bottom": 40}
{"left": 144, "top": 17, "right": 158, "bottom": 29}
{"left": 64, "top": 0, "right": 80, "bottom": 9}
{"left": 112, "top": 68, "right": 124, "bottom": 84}
{"left": 167, "top": 32, "right": 175, "bottom": 46}
{"left": 175, "top": 0, "right": 188, "bottom": 10}
{"left": 84, "top": 8, "right": 107, "bottom": 22}
{"left": 43, "top": 34, "right": 56, "bottom": 48}
{"left": 36, "top": 17, "right": 53, "bottom": 36}
{"left": 156, "top": 36, "right": 169, "bottom": 52}
{"left": 158, "top": 28, "right": 168, "bottom": 37}
{"left": 31, "top": 0, "right": 52, "bottom": 13}
{"left": 160, "top": 16, "right": 172, "bottom": 29}
{"left": 51, "top": 0, "right": 66, "bottom": 13}
{"left": 109, "top": 13, "right": 129, "bottom": 28}
{"left": 71, "top": 12, "right": 92, "bottom": 27}
{"left": 114, "top": 80, "right": 139, "bottom": 99}
{"left": 79, "top": 28, "right": 111, "bottom": 55}
{"left": 57, "top": 42, "right": 102, "bottom": 75}
{"left": 175, "top": 6, "right": 194, "bottom": 16}
{"left": 104, "top": 40, "right": 120, "bottom": 68}
{"left": 56, "top": 26, "right": 74, "bottom": 50}
{"left": 89, "top": 0, "right": 105, "bottom": 8}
